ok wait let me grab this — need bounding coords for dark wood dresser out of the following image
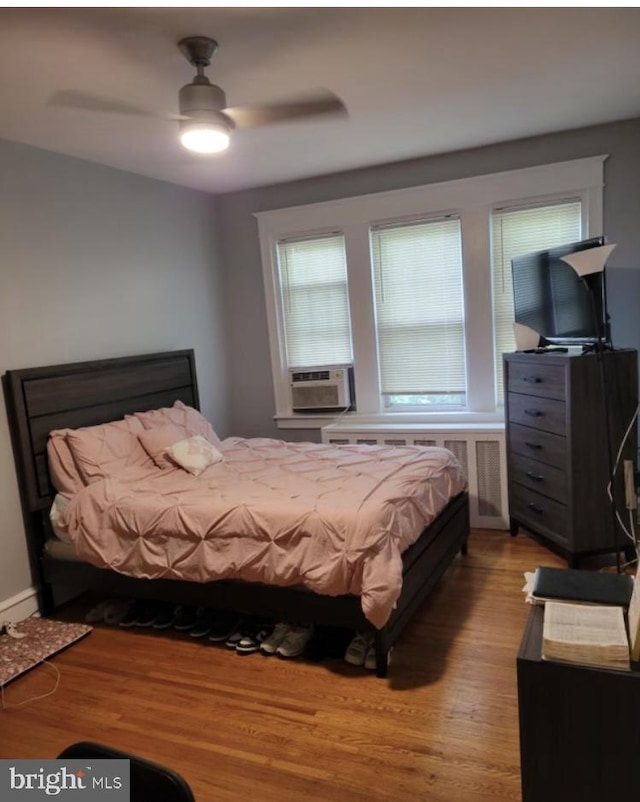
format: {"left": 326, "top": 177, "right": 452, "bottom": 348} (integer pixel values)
{"left": 504, "top": 349, "right": 637, "bottom": 566}
{"left": 517, "top": 606, "right": 640, "bottom": 802}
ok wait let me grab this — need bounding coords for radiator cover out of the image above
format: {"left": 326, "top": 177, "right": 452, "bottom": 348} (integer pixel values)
{"left": 321, "top": 422, "right": 508, "bottom": 530}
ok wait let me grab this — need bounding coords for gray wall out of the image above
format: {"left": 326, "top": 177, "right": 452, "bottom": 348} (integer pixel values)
{"left": 0, "top": 138, "right": 227, "bottom": 608}
{"left": 218, "top": 117, "right": 640, "bottom": 440}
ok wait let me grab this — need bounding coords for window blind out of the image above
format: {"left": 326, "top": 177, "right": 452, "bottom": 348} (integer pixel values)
{"left": 371, "top": 217, "right": 466, "bottom": 397}
{"left": 277, "top": 234, "right": 353, "bottom": 369}
{"left": 492, "top": 201, "right": 582, "bottom": 402}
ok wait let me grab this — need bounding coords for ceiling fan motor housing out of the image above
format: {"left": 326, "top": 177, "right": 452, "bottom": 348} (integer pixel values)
{"left": 179, "top": 82, "right": 232, "bottom": 131}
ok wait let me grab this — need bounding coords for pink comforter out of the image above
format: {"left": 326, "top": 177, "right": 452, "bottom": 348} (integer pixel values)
{"left": 59, "top": 438, "right": 466, "bottom": 628}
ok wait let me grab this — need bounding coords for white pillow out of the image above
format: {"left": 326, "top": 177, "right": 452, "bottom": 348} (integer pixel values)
{"left": 166, "top": 435, "right": 223, "bottom": 477}
{"left": 49, "top": 493, "right": 72, "bottom": 543}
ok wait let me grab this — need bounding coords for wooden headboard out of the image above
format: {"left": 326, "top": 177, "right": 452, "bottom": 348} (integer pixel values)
{"left": 3, "top": 349, "right": 199, "bottom": 609}
{"left": 4, "top": 349, "right": 199, "bottom": 513}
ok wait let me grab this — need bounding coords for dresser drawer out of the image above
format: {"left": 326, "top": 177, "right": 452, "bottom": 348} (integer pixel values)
{"left": 507, "top": 361, "right": 566, "bottom": 400}
{"left": 509, "top": 453, "right": 568, "bottom": 504}
{"left": 509, "top": 483, "right": 568, "bottom": 547}
{"left": 507, "top": 392, "right": 567, "bottom": 436}
{"left": 509, "top": 422, "right": 567, "bottom": 470}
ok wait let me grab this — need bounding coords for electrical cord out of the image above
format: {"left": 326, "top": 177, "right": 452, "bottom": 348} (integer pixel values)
{"left": 606, "top": 400, "right": 639, "bottom": 550}
{"left": 1, "top": 659, "right": 61, "bottom": 711}
{"left": 333, "top": 403, "right": 352, "bottom": 421}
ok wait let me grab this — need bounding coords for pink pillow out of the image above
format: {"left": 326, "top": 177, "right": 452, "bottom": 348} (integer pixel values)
{"left": 134, "top": 401, "right": 222, "bottom": 448}
{"left": 138, "top": 423, "right": 188, "bottom": 469}
{"left": 47, "top": 430, "right": 85, "bottom": 495}
{"left": 66, "top": 417, "right": 154, "bottom": 484}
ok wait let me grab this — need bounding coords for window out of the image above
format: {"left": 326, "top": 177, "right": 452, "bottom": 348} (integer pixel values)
{"left": 371, "top": 218, "right": 466, "bottom": 408}
{"left": 277, "top": 234, "right": 353, "bottom": 369}
{"left": 257, "top": 156, "right": 604, "bottom": 425}
{"left": 491, "top": 201, "right": 582, "bottom": 403}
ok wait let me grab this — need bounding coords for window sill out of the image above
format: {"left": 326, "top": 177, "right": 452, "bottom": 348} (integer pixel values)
{"left": 275, "top": 410, "right": 505, "bottom": 431}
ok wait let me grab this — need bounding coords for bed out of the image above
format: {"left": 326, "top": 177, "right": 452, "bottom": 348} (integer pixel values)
{"left": 3, "top": 349, "right": 470, "bottom": 677}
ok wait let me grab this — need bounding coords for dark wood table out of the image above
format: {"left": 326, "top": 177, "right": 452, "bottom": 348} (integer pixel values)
{"left": 517, "top": 605, "right": 640, "bottom": 802}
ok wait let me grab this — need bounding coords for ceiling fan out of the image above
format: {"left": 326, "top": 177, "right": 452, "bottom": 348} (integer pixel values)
{"left": 51, "top": 36, "right": 347, "bottom": 155}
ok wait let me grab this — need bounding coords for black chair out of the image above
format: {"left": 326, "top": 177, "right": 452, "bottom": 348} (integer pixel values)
{"left": 57, "top": 742, "right": 196, "bottom": 802}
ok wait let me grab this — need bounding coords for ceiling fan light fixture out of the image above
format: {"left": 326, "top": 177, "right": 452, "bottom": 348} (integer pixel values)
{"left": 178, "top": 76, "right": 230, "bottom": 154}
{"left": 180, "top": 121, "right": 230, "bottom": 154}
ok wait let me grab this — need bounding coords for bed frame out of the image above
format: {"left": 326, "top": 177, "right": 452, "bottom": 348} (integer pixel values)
{"left": 3, "top": 349, "right": 470, "bottom": 678}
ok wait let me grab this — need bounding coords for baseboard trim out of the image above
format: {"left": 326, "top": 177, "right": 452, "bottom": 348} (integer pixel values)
{"left": 0, "top": 587, "right": 39, "bottom": 622}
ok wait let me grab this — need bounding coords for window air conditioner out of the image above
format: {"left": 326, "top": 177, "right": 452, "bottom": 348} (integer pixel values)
{"left": 290, "top": 367, "right": 352, "bottom": 412}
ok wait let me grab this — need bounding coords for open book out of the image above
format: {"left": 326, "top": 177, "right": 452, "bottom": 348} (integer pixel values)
{"left": 542, "top": 601, "right": 630, "bottom": 671}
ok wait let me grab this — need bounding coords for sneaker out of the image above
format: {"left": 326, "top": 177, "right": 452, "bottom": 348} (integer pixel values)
{"left": 189, "top": 608, "right": 217, "bottom": 638}
{"left": 208, "top": 611, "right": 241, "bottom": 643}
{"left": 276, "top": 623, "right": 314, "bottom": 659}
{"left": 152, "top": 603, "right": 179, "bottom": 630}
{"left": 85, "top": 600, "right": 111, "bottom": 624}
{"left": 173, "top": 605, "right": 199, "bottom": 631}
{"left": 235, "top": 621, "right": 272, "bottom": 655}
{"left": 119, "top": 600, "right": 154, "bottom": 628}
{"left": 364, "top": 644, "right": 392, "bottom": 671}
{"left": 224, "top": 616, "right": 268, "bottom": 651}
{"left": 260, "top": 622, "right": 292, "bottom": 655}
{"left": 225, "top": 629, "right": 243, "bottom": 649}
{"left": 344, "top": 633, "right": 373, "bottom": 667}
{"left": 103, "top": 599, "right": 135, "bottom": 626}
{"left": 133, "top": 602, "right": 161, "bottom": 628}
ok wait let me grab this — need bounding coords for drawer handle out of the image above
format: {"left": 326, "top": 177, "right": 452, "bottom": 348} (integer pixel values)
{"left": 528, "top": 502, "right": 545, "bottom": 514}
{"left": 524, "top": 409, "right": 542, "bottom": 417}
{"left": 524, "top": 441, "right": 542, "bottom": 450}
{"left": 525, "top": 471, "right": 544, "bottom": 482}
{"left": 522, "top": 376, "right": 542, "bottom": 384}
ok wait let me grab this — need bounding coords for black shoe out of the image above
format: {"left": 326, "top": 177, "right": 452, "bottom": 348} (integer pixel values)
{"left": 173, "top": 605, "right": 199, "bottom": 631}
{"left": 208, "top": 611, "right": 241, "bottom": 643}
{"left": 189, "top": 608, "right": 217, "bottom": 638}
{"left": 134, "top": 601, "right": 161, "bottom": 628}
{"left": 235, "top": 619, "right": 273, "bottom": 655}
{"left": 119, "top": 600, "right": 152, "bottom": 628}
{"left": 152, "top": 603, "right": 179, "bottom": 630}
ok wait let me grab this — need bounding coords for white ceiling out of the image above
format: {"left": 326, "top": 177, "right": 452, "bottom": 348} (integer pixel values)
{"left": 1, "top": 7, "right": 640, "bottom": 195}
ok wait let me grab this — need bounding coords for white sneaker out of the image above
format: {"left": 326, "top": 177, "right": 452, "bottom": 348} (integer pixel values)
{"left": 260, "top": 622, "right": 292, "bottom": 655}
{"left": 344, "top": 633, "right": 372, "bottom": 667}
{"left": 276, "top": 623, "right": 314, "bottom": 659}
{"left": 364, "top": 644, "right": 392, "bottom": 671}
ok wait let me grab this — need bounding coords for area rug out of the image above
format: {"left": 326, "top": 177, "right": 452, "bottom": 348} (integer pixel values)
{"left": 0, "top": 617, "right": 92, "bottom": 687}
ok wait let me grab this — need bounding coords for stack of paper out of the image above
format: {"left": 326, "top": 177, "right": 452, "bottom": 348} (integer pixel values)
{"left": 542, "top": 601, "right": 630, "bottom": 671}
{"left": 628, "top": 571, "right": 640, "bottom": 663}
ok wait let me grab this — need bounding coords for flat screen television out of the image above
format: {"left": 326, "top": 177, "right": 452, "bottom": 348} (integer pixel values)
{"left": 511, "top": 236, "right": 609, "bottom": 348}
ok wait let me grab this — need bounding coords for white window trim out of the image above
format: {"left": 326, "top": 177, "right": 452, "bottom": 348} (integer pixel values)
{"left": 256, "top": 156, "right": 606, "bottom": 429}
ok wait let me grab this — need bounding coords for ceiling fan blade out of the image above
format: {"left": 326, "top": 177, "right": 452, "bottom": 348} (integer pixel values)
{"left": 223, "top": 91, "right": 347, "bottom": 130}
{"left": 49, "top": 90, "right": 185, "bottom": 120}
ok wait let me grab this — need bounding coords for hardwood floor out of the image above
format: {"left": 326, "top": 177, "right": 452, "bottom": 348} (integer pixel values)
{"left": 1, "top": 530, "right": 564, "bottom": 801}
